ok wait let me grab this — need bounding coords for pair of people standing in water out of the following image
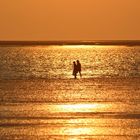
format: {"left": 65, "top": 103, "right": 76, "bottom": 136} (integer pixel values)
{"left": 73, "top": 60, "right": 82, "bottom": 79}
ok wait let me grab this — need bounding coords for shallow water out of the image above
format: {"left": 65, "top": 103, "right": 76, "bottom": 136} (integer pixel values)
{"left": 0, "top": 45, "right": 140, "bottom": 79}
{"left": 0, "top": 78, "right": 140, "bottom": 139}
{"left": 0, "top": 45, "right": 140, "bottom": 139}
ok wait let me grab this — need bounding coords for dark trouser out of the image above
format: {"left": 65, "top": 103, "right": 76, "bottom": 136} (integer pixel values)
{"left": 78, "top": 70, "right": 82, "bottom": 77}
{"left": 73, "top": 71, "right": 77, "bottom": 79}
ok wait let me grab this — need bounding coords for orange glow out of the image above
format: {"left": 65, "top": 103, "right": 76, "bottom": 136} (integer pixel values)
{"left": 0, "top": 1, "right": 140, "bottom": 40}
{"left": 64, "top": 45, "right": 93, "bottom": 49}
{"left": 39, "top": 103, "right": 112, "bottom": 113}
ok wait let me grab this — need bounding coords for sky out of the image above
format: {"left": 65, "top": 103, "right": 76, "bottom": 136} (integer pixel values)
{"left": 0, "top": 0, "right": 140, "bottom": 41}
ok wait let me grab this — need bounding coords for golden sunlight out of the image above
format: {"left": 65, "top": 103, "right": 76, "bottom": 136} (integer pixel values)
{"left": 64, "top": 45, "right": 93, "bottom": 49}
{"left": 64, "top": 45, "right": 119, "bottom": 49}
{"left": 54, "top": 103, "right": 111, "bottom": 112}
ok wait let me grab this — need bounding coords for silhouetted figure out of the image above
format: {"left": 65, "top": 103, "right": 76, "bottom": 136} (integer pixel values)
{"left": 73, "top": 61, "right": 77, "bottom": 79}
{"left": 76, "top": 60, "right": 82, "bottom": 77}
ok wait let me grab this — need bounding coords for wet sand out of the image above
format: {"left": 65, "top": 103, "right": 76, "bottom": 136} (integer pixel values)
{"left": 0, "top": 78, "right": 140, "bottom": 139}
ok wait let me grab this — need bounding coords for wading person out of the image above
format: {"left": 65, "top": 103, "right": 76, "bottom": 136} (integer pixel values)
{"left": 73, "top": 61, "right": 77, "bottom": 79}
{"left": 76, "top": 60, "right": 82, "bottom": 78}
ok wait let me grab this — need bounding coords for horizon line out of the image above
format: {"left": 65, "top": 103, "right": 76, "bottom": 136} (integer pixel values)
{"left": 0, "top": 40, "right": 140, "bottom": 46}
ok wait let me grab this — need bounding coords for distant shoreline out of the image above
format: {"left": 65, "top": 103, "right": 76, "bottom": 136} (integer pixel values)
{"left": 0, "top": 40, "right": 140, "bottom": 46}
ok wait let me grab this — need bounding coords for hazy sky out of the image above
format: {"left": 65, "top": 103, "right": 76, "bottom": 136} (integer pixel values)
{"left": 0, "top": 0, "right": 140, "bottom": 40}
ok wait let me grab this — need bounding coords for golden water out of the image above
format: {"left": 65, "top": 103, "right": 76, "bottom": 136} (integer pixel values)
{"left": 0, "top": 45, "right": 140, "bottom": 139}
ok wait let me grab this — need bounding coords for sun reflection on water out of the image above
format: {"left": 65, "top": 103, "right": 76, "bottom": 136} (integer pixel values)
{"left": 63, "top": 45, "right": 118, "bottom": 49}
{"left": 64, "top": 45, "right": 93, "bottom": 49}
{"left": 57, "top": 103, "right": 99, "bottom": 112}
{"left": 65, "top": 127, "right": 93, "bottom": 135}
{"left": 39, "top": 103, "right": 112, "bottom": 113}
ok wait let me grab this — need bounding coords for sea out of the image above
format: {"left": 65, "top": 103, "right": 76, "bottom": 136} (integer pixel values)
{"left": 0, "top": 45, "right": 140, "bottom": 140}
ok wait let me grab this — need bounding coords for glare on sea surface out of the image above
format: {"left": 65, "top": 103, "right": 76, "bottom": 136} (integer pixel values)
{"left": 39, "top": 103, "right": 112, "bottom": 113}
{"left": 64, "top": 45, "right": 93, "bottom": 49}
{"left": 65, "top": 127, "right": 93, "bottom": 135}
{"left": 59, "top": 104, "right": 98, "bottom": 112}
{"left": 64, "top": 45, "right": 118, "bottom": 49}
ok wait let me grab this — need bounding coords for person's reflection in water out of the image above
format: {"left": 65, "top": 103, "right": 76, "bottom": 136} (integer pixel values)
{"left": 73, "top": 61, "right": 77, "bottom": 79}
{"left": 77, "top": 60, "right": 82, "bottom": 78}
